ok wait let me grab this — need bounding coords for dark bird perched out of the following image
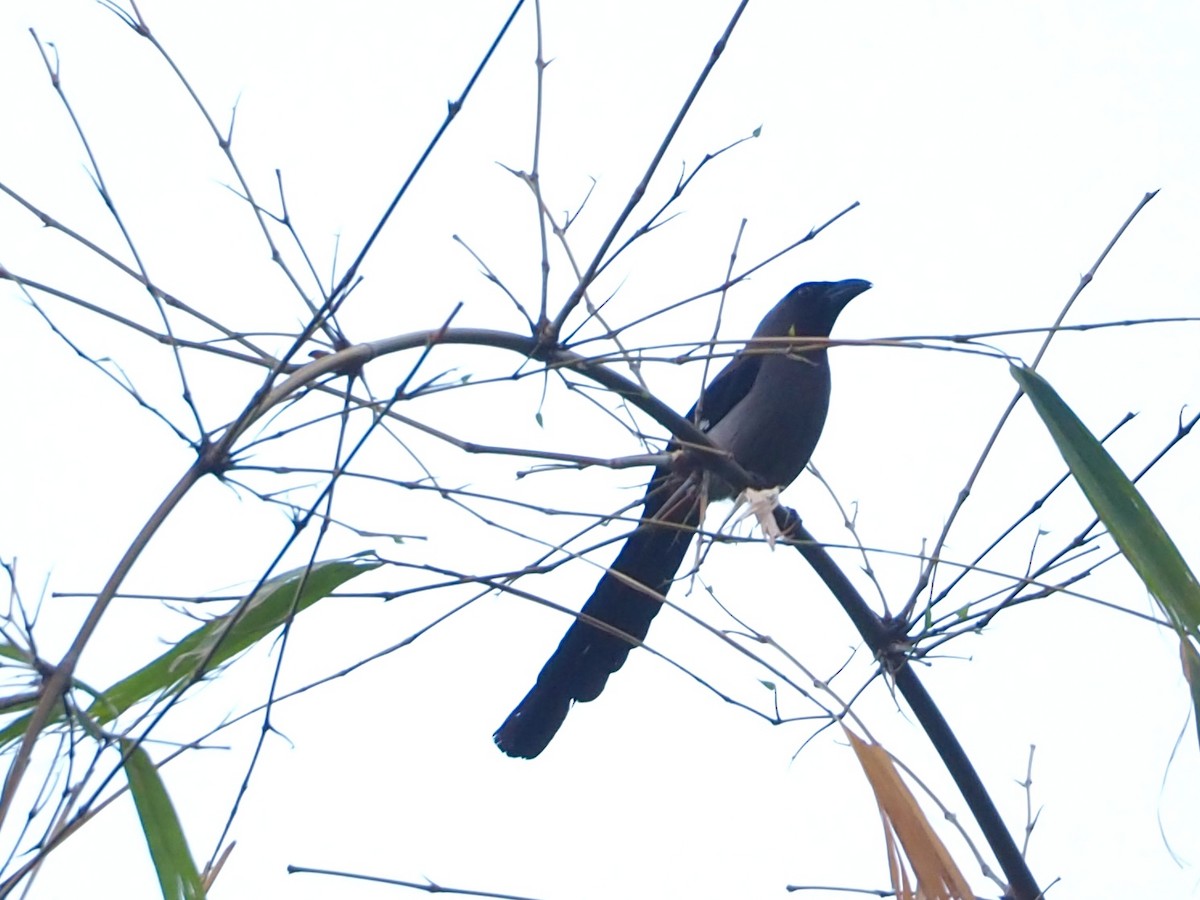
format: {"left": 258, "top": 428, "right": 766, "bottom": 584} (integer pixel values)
{"left": 494, "top": 279, "right": 872, "bottom": 758}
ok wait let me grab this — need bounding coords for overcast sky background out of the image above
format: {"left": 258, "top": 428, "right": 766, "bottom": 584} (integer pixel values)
{"left": 1, "top": 2, "right": 1199, "bottom": 898}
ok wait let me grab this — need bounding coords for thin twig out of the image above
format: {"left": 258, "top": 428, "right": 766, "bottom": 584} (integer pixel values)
{"left": 548, "top": 0, "right": 752, "bottom": 337}
{"left": 903, "top": 190, "right": 1160, "bottom": 619}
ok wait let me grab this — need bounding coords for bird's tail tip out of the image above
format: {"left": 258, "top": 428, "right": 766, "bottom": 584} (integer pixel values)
{"left": 492, "top": 685, "right": 573, "bottom": 759}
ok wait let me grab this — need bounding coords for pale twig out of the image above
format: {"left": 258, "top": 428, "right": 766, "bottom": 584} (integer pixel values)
{"left": 903, "top": 190, "right": 1160, "bottom": 620}
{"left": 28, "top": 27, "right": 203, "bottom": 434}
{"left": 568, "top": 199, "right": 861, "bottom": 349}
{"left": 287, "top": 866, "right": 545, "bottom": 900}
{"left": 595, "top": 130, "right": 762, "bottom": 281}
{"left": 549, "top": 0, "right": 752, "bottom": 337}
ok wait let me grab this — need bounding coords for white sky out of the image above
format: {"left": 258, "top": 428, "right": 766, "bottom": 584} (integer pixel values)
{"left": 1, "top": 1, "right": 1199, "bottom": 898}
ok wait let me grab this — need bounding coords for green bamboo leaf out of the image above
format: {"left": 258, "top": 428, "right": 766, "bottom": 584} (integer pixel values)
{"left": 1181, "top": 640, "right": 1200, "bottom": 748}
{"left": 0, "top": 642, "right": 41, "bottom": 719}
{"left": 122, "top": 739, "right": 205, "bottom": 900}
{"left": 90, "top": 557, "right": 380, "bottom": 724}
{"left": 1012, "top": 365, "right": 1200, "bottom": 636}
{"left": 0, "top": 642, "right": 34, "bottom": 665}
{"left": 0, "top": 674, "right": 105, "bottom": 750}
{"left": 0, "top": 557, "right": 379, "bottom": 750}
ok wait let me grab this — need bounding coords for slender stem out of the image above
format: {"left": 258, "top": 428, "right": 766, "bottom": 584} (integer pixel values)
{"left": 549, "top": 0, "right": 751, "bottom": 336}
{"left": 0, "top": 466, "right": 204, "bottom": 830}
{"left": 905, "top": 190, "right": 1159, "bottom": 617}
{"left": 331, "top": 1, "right": 527, "bottom": 305}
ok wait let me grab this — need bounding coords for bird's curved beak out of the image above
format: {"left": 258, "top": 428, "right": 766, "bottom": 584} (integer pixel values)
{"left": 829, "top": 278, "right": 872, "bottom": 311}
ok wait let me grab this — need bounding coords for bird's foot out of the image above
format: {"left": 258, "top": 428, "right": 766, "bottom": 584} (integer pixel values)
{"left": 732, "top": 487, "right": 783, "bottom": 548}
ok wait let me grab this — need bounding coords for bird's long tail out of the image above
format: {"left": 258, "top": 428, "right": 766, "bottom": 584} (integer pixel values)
{"left": 493, "top": 474, "right": 699, "bottom": 758}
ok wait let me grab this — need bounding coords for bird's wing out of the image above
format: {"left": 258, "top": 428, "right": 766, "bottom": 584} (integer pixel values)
{"left": 685, "top": 351, "right": 762, "bottom": 433}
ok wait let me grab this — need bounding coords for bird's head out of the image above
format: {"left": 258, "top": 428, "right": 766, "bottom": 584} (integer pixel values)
{"left": 754, "top": 278, "right": 872, "bottom": 340}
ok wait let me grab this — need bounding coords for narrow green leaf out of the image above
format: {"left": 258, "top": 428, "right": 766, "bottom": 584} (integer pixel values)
{"left": 0, "top": 713, "right": 37, "bottom": 750}
{"left": 0, "top": 674, "right": 105, "bottom": 750}
{"left": 0, "top": 642, "right": 34, "bottom": 665}
{"left": 0, "top": 557, "right": 379, "bottom": 751}
{"left": 1181, "top": 640, "right": 1200, "bottom": 749}
{"left": 1016, "top": 364, "right": 1200, "bottom": 750}
{"left": 89, "top": 557, "right": 380, "bottom": 724}
{"left": 1012, "top": 364, "right": 1200, "bottom": 637}
{"left": 122, "top": 739, "right": 205, "bottom": 900}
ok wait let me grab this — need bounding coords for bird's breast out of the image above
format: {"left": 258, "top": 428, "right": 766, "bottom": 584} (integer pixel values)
{"left": 703, "top": 351, "right": 832, "bottom": 492}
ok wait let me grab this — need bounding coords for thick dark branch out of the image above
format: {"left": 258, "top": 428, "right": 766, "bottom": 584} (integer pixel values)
{"left": 775, "top": 508, "right": 1043, "bottom": 900}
